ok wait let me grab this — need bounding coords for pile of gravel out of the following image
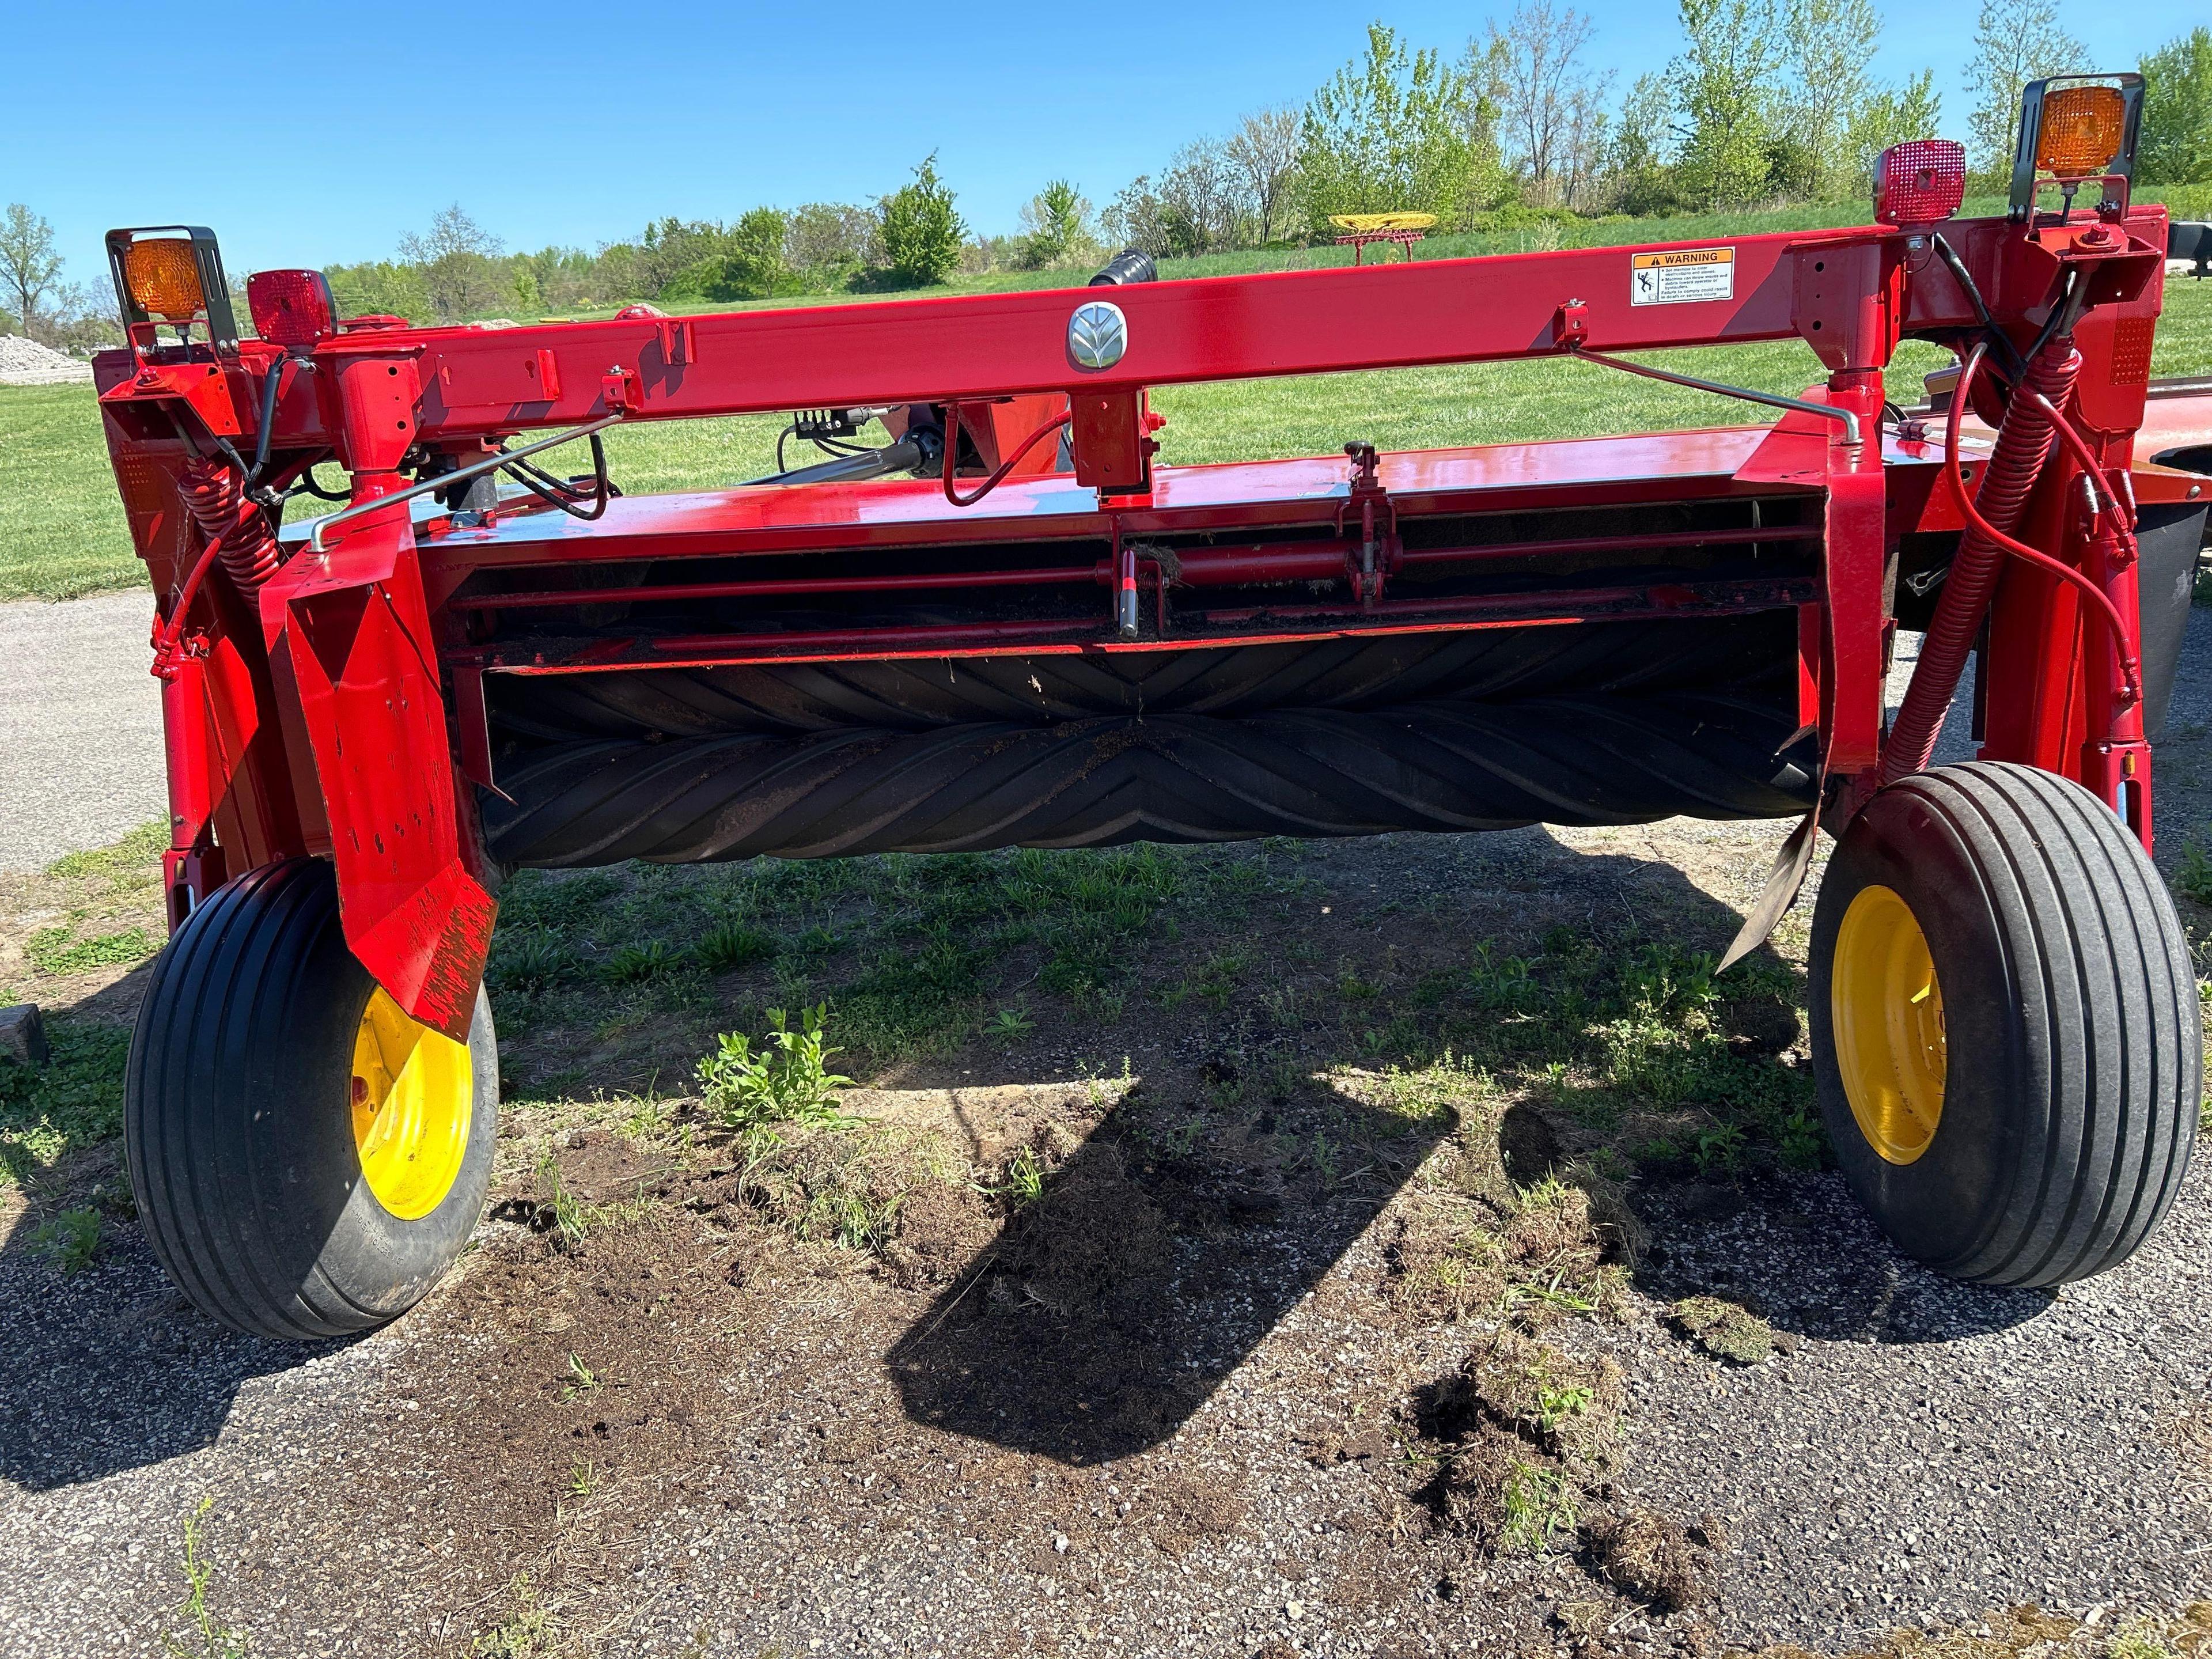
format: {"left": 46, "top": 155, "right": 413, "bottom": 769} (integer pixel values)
{"left": 0, "top": 334, "right": 93, "bottom": 386}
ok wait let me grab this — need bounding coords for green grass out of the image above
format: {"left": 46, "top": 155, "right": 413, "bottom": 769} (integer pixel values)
{"left": 490, "top": 840, "right": 1302, "bottom": 1071}
{"left": 9, "top": 203, "right": 2208, "bottom": 604}
{"left": 0, "top": 383, "right": 141, "bottom": 601}
{"left": 0, "top": 1021, "right": 133, "bottom": 1184}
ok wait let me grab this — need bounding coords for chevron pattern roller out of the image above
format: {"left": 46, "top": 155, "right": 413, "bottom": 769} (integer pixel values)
{"left": 483, "top": 690, "right": 1813, "bottom": 867}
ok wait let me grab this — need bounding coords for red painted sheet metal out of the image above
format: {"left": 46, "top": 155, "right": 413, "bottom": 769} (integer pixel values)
{"left": 419, "top": 427, "right": 1802, "bottom": 576}
{"left": 395, "top": 233, "right": 1834, "bottom": 438}
{"left": 257, "top": 514, "right": 495, "bottom": 1040}
{"left": 2131, "top": 385, "right": 2212, "bottom": 502}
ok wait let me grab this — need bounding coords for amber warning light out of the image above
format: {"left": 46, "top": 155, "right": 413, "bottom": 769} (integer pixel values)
{"left": 2009, "top": 73, "right": 2143, "bottom": 221}
{"left": 104, "top": 226, "right": 238, "bottom": 349}
{"left": 2037, "top": 84, "right": 2128, "bottom": 177}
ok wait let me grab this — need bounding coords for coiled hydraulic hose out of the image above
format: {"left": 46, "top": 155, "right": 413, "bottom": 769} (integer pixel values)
{"left": 177, "top": 455, "right": 285, "bottom": 590}
{"left": 1880, "top": 340, "right": 2082, "bottom": 784}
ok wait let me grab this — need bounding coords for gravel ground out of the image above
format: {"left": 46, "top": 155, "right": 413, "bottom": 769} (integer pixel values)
{"left": 0, "top": 590, "right": 163, "bottom": 872}
{"left": 0, "top": 604, "right": 2205, "bottom": 1656}
{"left": 0, "top": 335, "right": 94, "bottom": 386}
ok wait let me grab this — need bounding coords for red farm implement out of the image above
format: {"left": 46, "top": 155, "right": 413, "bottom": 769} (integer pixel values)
{"left": 94, "top": 80, "right": 2211, "bottom": 1339}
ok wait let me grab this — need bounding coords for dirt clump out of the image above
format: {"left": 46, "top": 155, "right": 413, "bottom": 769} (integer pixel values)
{"left": 882, "top": 1176, "right": 998, "bottom": 1288}
{"left": 995, "top": 1140, "right": 1172, "bottom": 1316}
{"left": 1406, "top": 1332, "right": 1624, "bottom": 1553}
{"left": 1584, "top": 1503, "right": 1718, "bottom": 1611}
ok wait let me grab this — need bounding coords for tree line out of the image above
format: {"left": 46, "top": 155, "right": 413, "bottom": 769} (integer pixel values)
{"left": 3, "top": 3, "right": 2208, "bottom": 344}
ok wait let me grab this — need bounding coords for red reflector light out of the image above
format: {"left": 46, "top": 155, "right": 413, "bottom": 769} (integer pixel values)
{"left": 247, "top": 268, "right": 337, "bottom": 349}
{"left": 1873, "top": 140, "right": 1967, "bottom": 226}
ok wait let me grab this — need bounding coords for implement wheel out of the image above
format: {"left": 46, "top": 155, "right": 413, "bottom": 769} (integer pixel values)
{"left": 1809, "top": 762, "right": 2198, "bottom": 1287}
{"left": 126, "top": 859, "right": 497, "bottom": 1339}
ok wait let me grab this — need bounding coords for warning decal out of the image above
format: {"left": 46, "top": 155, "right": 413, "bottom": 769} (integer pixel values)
{"left": 1630, "top": 246, "right": 1736, "bottom": 306}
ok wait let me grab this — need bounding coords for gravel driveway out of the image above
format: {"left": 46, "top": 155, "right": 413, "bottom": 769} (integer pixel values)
{"left": 0, "top": 590, "right": 163, "bottom": 873}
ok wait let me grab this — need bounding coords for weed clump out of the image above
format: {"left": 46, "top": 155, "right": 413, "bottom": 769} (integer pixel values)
{"left": 696, "top": 917, "right": 779, "bottom": 972}
{"left": 471, "top": 1571, "right": 560, "bottom": 1657}
{"left": 1409, "top": 1332, "right": 1622, "bottom": 1555}
{"left": 1387, "top": 1175, "right": 1624, "bottom": 1328}
{"left": 1669, "top": 1295, "right": 1777, "bottom": 1365}
{"left": 30, "top": 1205, "right": 101, "bottom": 1274}
{"left": 697, "top": 1004, "right": 853, "bottom": 1130}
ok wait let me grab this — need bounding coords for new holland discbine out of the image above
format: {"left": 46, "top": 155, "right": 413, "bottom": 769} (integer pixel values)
{"left": 92, "top": 79, "right": 2211, "bottom": 1338}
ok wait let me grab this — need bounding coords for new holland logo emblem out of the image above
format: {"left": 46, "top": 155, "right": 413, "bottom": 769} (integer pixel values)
{"left": 1067, "top": 301, "right": 1128, "bottom": 371}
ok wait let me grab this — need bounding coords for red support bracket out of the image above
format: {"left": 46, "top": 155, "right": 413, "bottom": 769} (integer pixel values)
{"left": 1335, "top": 442, "right": 1399, "bottom": 606}
{"left": 1070, "top": 390, "right": 1157, "bottom": 498}
{"left": 1552, "top": 298, "right": 1590, "bottom": 349}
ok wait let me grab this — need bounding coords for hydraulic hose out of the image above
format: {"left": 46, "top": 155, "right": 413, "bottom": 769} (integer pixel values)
{"left": 177, "top": 455, "right": 285, "bottom": 591}
{"left": 1880, "top": 340, "right": 2082, "bottom": 784}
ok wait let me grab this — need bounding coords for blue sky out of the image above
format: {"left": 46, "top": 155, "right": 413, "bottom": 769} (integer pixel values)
{"left": 5, "top": 0, "right": 2195, "bottom": 287}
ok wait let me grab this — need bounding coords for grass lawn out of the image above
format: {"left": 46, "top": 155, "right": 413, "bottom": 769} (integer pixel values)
{"left": 4, "top": 257, "right": 2209, "bottom": 604}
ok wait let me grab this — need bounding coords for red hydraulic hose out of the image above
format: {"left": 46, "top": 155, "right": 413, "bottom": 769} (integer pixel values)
{"left": 1936, "top": 366, "right": 2141, "bottom": 701}
{"left": 1880, "top": 341, "right": 2081, "bottom": 784}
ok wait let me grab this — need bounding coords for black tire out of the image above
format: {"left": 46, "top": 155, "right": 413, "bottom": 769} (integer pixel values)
{"left": 125, "top": 858, "right": 497, "bottom": 1340}
{"left": 1809, "top": 762, "right": 2198, "bottom": 1287}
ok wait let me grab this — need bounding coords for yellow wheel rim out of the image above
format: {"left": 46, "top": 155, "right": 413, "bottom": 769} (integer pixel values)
{"left": 1831, "top": 884, "right": 1946, "bottom": 1165}
{"left": 351, "top": 987, "right": 473, "bottom": 1220}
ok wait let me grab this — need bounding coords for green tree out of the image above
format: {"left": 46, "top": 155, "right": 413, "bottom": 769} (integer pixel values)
{"left": 1296, "top": 22, "right": 1503, "bottom": 236}
{"left": 1783, "top": 0, "right": 1876, "bottom": 199}
{"left": 1964, "top": 0, "right": 2084, "bottom": 176}
{"left": 322, "top": 260, "right": 431, "bottom": 323}
{"left": 1609, "top": 73, "right": 1682, "bottom": 213}
{"left": 1018, "top": 179, "right": 1094, "bottom": 268}
{"left": 785, "top": 203, "right": 879, "bottom": 283}
{"left": 880, "top": 156, "right": 966, "bottom": 286}
{"left": 715, "top": 206, "right": 794, "bottom": 297}
{"left": 0, "top": 204, "right": 63, "bottom": 338}
{"left": 1671, "top": 0, "right": 1785, "bottom": 207}
{"left": 1843, "top": 70, "right": 1944, "bottom": 195}
{"left": 2140, "top": 27, "right": 2212, "bottom": 185}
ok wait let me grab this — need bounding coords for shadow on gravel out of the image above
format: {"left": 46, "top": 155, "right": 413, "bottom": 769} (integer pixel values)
{"left": 1633, "top": 1172, "right": 2054, "bottom": 1344}
{"left": 0, "top": 1215, "right": 338, "bottom": 1490}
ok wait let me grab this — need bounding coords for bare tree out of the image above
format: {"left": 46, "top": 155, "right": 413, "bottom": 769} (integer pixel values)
{"left": 0, "top": 204, "right": 63, "bottom": 339}
{"left": 399, "top": 204, "right": 507, "bottom": 321}
{"left": 1226, "top": 108, "right": 1302, "bottom": 244}
{"left": 1484, "top": 2, "right": 1611, "bottom": 204}
{"left": 1965, "top": 0, "right": 2084, "bottom": 173}
{"left": 1158, "top": 138, "right": 1242, "bottom": 255}
{"left": 1555, "top": 81, "right": 1613, "bottom": 209}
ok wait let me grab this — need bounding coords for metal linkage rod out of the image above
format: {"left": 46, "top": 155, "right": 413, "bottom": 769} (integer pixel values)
{"left": 308, "top": 416, "right": 624, "bottom": 554}
{"left": 1567, "top": 347, "right": 1861, "bottom": 446}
